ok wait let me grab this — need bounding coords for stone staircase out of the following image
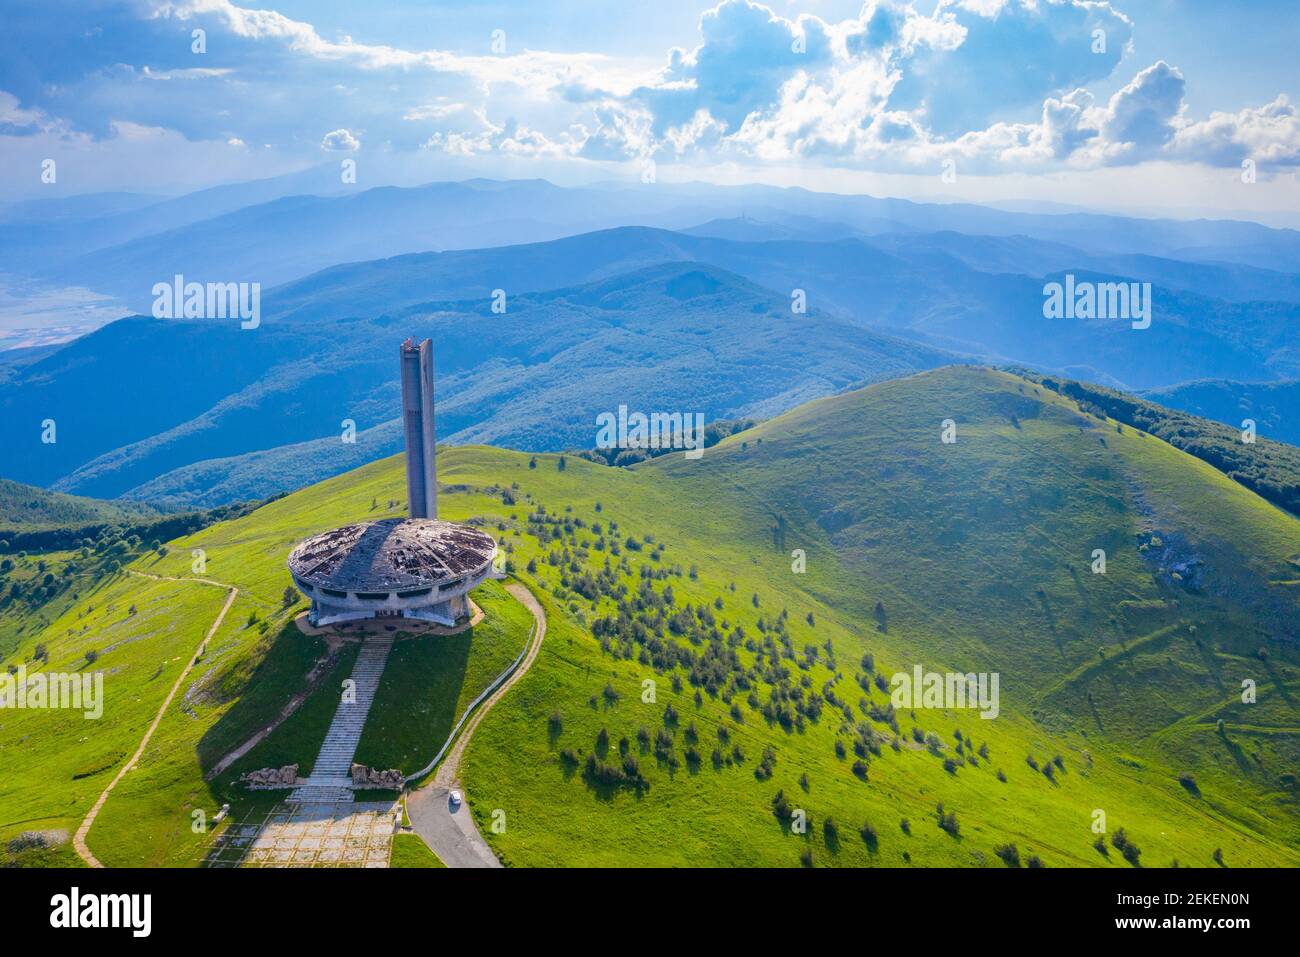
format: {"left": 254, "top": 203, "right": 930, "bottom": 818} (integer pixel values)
{"left": 289, "top": 637, "right": 394, "bottom": 804}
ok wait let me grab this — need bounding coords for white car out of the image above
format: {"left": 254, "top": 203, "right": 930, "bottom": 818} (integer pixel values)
{"left": 449, "top": 789, "right": 463, "bottom": 809}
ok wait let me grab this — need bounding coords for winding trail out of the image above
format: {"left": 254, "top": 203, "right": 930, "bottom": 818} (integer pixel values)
{"left": 406, "top": 581, "right": 546, "bottom": 867}
{"left": 73, "top": 576, "right": 239, "bottom": 867}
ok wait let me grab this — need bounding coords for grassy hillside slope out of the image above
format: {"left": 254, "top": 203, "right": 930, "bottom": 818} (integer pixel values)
{"left": 3, "top": 366, "right": 1296, "bottom": 867}
{"left": 0, "top": 461, "right": 531, "bottom": 867}
{"left": 454, "top": 367, "right": 1298, "bottom": 866}
{"left": 0, "top": 478, "right": 159, "bottom": 530}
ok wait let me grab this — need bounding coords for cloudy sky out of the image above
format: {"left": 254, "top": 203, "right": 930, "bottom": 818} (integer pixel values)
{"left": 3, "top": 0, "right": 1299, "bottom": 221}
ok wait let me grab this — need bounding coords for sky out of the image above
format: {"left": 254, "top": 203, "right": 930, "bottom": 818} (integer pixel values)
{"left": 2, "top": 0, "right": 1299, "bottom": 222}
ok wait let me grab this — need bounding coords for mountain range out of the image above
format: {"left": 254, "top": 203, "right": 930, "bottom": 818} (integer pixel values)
{"left": 7, "top": 175, "right": 1300, "bottom": 312}
{"left": 2, "top": 176, "right": 1298, "bottom": 510}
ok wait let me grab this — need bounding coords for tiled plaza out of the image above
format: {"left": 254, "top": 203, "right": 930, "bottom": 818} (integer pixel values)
{"left": 203, "top": 800, "right": 401, "bottom": 868}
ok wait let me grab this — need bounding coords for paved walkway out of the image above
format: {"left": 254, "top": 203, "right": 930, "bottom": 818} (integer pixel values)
{"left": 289, "top": 636, "right": 394, "bottom": 803}
{"left": 204, "top": 800, "right": 400, "bottom": 867}
{"left": 406, "top": 581, "right": 546, "bottom": 868}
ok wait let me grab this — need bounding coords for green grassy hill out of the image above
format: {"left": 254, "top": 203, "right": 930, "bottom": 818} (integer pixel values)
{"left": 0, "top": 477, "right": 159, "bottom": 531}
{"left": 2, "top": 366, "right": 1296, "bottom": 868}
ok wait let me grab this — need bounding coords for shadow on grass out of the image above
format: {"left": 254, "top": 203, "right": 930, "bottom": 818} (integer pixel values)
{"left": 196, "top": 618, "right": 338, "bottom": 779}
{"left": 353, "top": 626, "right": 475, "bottom": 775}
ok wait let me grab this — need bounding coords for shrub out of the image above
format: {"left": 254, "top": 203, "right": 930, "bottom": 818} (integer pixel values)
{"left": 860, "top": 820, "right": 879, "bottom": 850}
{"left": 1112, "top": 828, "right": 1142, "bottom": 866}
{"left": 582, "top": 753, "right": 647, "bottom": 792}
{"left": 994, "top": 843, "right": 1021, "bottom": 867}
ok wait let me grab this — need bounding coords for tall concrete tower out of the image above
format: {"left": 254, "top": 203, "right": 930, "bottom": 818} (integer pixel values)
{"left": 400, "top": 337, "right": 437, "bottom": 519}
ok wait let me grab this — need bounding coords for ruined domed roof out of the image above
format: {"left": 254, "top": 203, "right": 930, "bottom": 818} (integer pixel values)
{"left": 287, "top": 518, "right": 495, "bottom": 591}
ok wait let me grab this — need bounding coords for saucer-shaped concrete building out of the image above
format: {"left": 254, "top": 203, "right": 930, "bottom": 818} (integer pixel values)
{"left": 287, "top": 338, "right": 496, "bottom": 627}
{"left": 288, "top": 517, "right": 495, "bottom": 626}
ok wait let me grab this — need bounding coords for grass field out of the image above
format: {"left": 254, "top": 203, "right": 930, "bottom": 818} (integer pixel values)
{"left": 2, "top": 366, "right": 1297, "bottom": 867}
{"left": 389, "top": 832, "right": 446, "bottom": 868}
{"left": 356, "top": 580, "right": 532, "bottom": 775}
{"left": 0, "top": 457, "right": 532, "bottom": 866}
{"left": 451, "top": 367, "right": 1299, "bottom": 867}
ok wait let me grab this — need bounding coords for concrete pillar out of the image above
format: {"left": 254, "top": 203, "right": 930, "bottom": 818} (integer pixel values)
{"left": 400, "top": 337, "right": 438, "bottom": 519}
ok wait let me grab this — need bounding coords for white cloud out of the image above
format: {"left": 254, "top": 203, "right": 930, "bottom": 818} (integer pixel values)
{"left": 0, "top": 91, "right": 51, "bottom": 132}
{"left": 1171, "top": 95, "right": 1300, "bottom": 168}
{"left": 138, "top": 65, "right": 233, "bottom": 80}
{"left": 10, "top": 0, "right": 1296, "bottom": 193}
{"left": 1099, "top": 60, "right": 1186, "bottom": 158}
{"left": 608, "top": 0, "right": 1142, "bottom": 170}
{"left": 420, "top": 111, "right": 576, "bottom": 158}
{"left": 321, "top": 128, "right": 360, "bottom": 151}
{"left": 146, "top": 0, "right": 643, "bottom": 94}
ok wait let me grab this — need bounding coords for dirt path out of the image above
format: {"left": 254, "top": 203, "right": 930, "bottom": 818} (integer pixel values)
{"left": 205, "top": 686, "right": 306, "bottom": 780}
{"left": 205, "top": 646, "right": 338, "bottom": 780}
{"left": 73, "top": 579, "right": 239, "bottom": 867}
{"left": 407, "top": 581, "right": 546, "bottom": 867}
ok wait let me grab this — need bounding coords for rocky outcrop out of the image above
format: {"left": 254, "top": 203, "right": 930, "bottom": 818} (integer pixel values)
{"left": 7, "top": 829, "right": 67, "bottom": 853}
{"left": 350, "top": 763, "right": 404, "bottom": 788}
{"left": 1137, "top": 530, "right": 1205, "bottom": 592}
{"left": 239, "top": 764, "right": 299, "bottom": 789}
